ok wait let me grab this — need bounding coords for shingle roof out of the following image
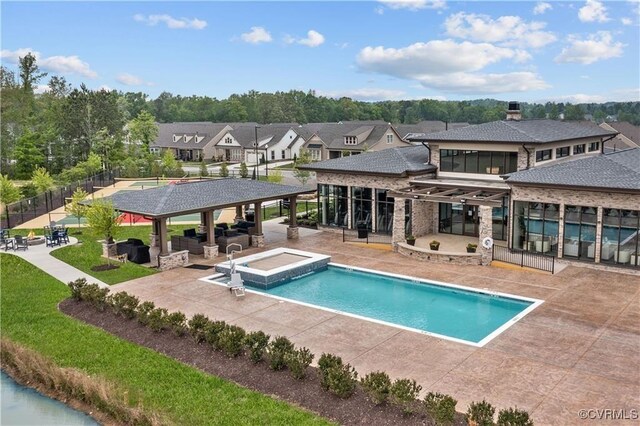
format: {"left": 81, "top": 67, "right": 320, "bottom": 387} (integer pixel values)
{"left": 151, "top": 122, "right": 230, "bottom": 149}
{"left": 300, "top": 145, "right": 436, "bottom": 176}
{"left": 408, "top": 119, "right": 617, "bottom": 144}
{"left": 504, "top": 148, "right": 640, "bottom": 191}
{"left": 104, "top": 179, "right": 314, "bottom": 217}
{"left": 227, "top": 123, "right": 295, "bottom": 148}
{"left": 606, "top": 122, "right": 640, "bottom": 146}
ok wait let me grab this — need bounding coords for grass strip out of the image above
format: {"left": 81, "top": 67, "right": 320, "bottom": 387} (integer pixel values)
{"left": 0, "top": 253, "right": 332, "bottom": 426}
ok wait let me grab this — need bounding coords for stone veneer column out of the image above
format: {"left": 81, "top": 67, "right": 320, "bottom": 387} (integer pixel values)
{"left": 479, "top": 205, "right": 493, "bottom": 266}
{"left": 557, "top": 203, "right": 565, "bottom": 258}
{"left": 595, "top": 206, "right": 603, "bottom": 263}
{"left": 392, "top": 199, "right": 406, "bottom": 250}
{"left": 430, "top": 144, "right": 440, "bottom": 169}
{"left": 204, "top": 210, "right": 218, "bottom": 259}
{"left": 102, "top": 241, "right": 117, "bottom": 258}
{"left": 346, "top": 186, "right": 352, "bottom": 229}
{"left": 411, "top": 200, "right": 437, "bottom": 237}
{"left": 287, "top": 196, "right": 299, "bottom": 239}
{"left": 252, "top": 201, "right": 265, "bottom": 247}
{"left": 517, "top": 146, "right": 530, "bottom": 170}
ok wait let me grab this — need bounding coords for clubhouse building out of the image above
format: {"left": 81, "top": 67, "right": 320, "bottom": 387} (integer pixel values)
{"left": 302, "top": 104, "right": 640, "bottom": 272}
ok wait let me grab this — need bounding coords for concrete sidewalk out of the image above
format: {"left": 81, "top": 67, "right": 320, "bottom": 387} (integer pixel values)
{"left": 4, "top": 237, "right": 108, "bottom": 288}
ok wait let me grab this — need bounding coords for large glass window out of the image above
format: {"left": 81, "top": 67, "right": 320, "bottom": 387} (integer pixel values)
{"left": 492, "top": 196, "right": 510, "bottom": 241}
{"left": 318, "top": 184, "right": 348, "bottom": 227}
{"left": 536, "top": 149, "right": 552, "bottom": 162}
{"left": 512, "top": 201, "right": 559, "bottom": 255}
{"left": 601, "top": 209, "right": 640, "bottom": 267}
{"left": 556, "top": 146, "right": 570, "bottom": 158}
{"left": 352, "top": 187, "right": 373, "bottom": 230}
{"left": 563, "top": 206, "right": 597, "bottom": 261}
{"left": 439, "top": 150, "right": 517, "bottom": 174}
{"left": 376, "top": 189, "right": 394, "bottom": 234}
{"left": 439, "top": 203, "right": 478, "bottom": 237}
{"left": 588, "top": 142, "right": 600, "bottom": 152}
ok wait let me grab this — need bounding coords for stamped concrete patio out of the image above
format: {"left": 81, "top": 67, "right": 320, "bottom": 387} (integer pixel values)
{"left": 112, "top": 230, "right": 640, "bottom": 425}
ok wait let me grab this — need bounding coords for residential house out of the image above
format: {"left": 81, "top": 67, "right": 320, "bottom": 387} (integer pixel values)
{"left": 214, "top": 123, "right": 301, "bottom": 164}
{"left": 150, "top": 122, "right": 232, "bottom": 161}
{"left": 599, "top": 121, "right": 640, "bottom": 152}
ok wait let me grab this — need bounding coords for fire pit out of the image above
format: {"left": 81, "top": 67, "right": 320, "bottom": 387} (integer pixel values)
{"left": 27, "top": 236, "right": 45, "bottom": 246}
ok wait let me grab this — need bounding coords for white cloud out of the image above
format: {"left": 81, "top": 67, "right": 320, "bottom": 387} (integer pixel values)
{"left": 317, "top": 88, "right": 407, "bottom": 101}
{"left": 98, "top": 84, "right": 112, "bottom": 91}
{"left": 356, "top": 39, "right": 546, "bottom": 94}
{"left": 34, "top": 84, "right": 50, "bottom": 94}
{"left": 444, "top": 12, "right": 557, "bottom": 48}
{"left": 621, "top": 17, "right": 633, "bottom": 25}
{"left": 285, "top": 30, "right": 325, "bottom": 47}
{"left": 578, "top": 0, "right": 609, "bottom": 22}
{"left": 555, "top": 31, "right": 624, "bottom": 64}
{"left": 533, "top": 2, "right": 552, "bottom": 15}
{"left": 0, "top": 48, "right": 97, "bottom": 78}
{"left": 378, "top": 0, "right": 446, "bottom": 11}
{"left": 545, "top": 88, "right": 640, "bottom": 103}
{"left": 357, "top": 39, "right": 530, "bottom": 77}
{"left": 133, "top": 14, "right": 207, "bottom": 30}
{"left": 240, "top": 27, "right": 272, "bottom": 44}
{"left": 116, "top": 73, "right": 153, "bottom": 86}
{"left": 374, "top": 6, "right": 385, "bottom": 15}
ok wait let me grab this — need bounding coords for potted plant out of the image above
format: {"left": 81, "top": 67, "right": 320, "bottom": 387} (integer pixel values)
{"left": 406, "top": 235, "right": 416, "bottom": 246}
{"left": 429, "top": 240, "right": 440, "bottom": 251}
{"left": 467, "top": 243, "right": 478, "bottom": 253}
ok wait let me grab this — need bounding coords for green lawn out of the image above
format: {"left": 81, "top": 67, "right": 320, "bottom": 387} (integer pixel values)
{"left": 0, "top": 254, "right": 331, "bottom": 425}
{"left": 49, "top": 225, "right": 193, "bottom": 285}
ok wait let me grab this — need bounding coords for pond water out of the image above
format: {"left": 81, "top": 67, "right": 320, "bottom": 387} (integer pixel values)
{"left": 1, "top": 371, "right": 98, "bottom": 425}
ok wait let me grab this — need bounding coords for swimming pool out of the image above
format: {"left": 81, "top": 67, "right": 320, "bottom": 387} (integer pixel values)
{"left": 249, "top": 264, "right": 542, "bottom": 346}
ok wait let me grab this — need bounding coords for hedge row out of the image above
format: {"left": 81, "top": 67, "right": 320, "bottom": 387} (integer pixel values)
{"left": 69, "top": 278, "right": 534, "bottom": 426}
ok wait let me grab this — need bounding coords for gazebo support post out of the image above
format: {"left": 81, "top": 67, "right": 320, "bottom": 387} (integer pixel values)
{"left": 157, "top": 216, "right": 190, "bottom": 270}
{"left": 204, "top": 210, "right": 218, "bottom": 258}
{"left": 252, "top": 201, "right": 265, "bottom": 247}
{"left": 235, "top": 206, "right": 243, "bottom": 223}
{"left": 287, "top": 196, "right": 299, "bottom": 239}
{"left": 159, "top": 217, "right": 169, "bottom": 256}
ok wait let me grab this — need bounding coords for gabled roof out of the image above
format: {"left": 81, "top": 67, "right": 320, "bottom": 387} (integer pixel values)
{"left": 226, "top": 123, "right": 293, "bottom": 148}
{"left": 300, "top": 145, "right": 436, "bottom": 177}
{"left": 605, "top": 122, "right": 640, "bottom": 146}
{"left": 408, "top": 119, "right": 617, "bottom": 144}
{"left": 151, "top": 122, "right": 231, "bottom": 149}
{"left": 103, "top": 179, "right": 314, "bottom": 217}
{"left": 394, "top": 121, "right": 469, "bottom": 139}
{"left": 504, "top": 148, "right": 640, "bottom": 191}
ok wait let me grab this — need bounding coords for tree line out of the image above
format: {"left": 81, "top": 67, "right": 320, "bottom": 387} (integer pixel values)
{"left": 1, "top": 52, "right": 638, "bottom": 180}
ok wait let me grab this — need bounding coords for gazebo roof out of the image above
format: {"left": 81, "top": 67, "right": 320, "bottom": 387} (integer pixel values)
{"left": 103, "top": 179, "right": 314, "bottom": 217}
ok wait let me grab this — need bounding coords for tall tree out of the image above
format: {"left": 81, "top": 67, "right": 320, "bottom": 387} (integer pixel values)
{"left": 31, "top": 167, "right": 55, "bottom": 193}
{"left": 18, "top": 52, "right": 47, "bottom": 93}
{"left": 128, "top": 110, "right": 158, "bottom": 147}
{"left": 0, "top": 174, "right": 21, "bottom": 204}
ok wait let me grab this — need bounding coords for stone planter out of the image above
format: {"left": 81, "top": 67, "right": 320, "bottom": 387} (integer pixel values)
{"left": 466, "top": 247, "right": 477, "bottom": 253}
{"left": 406, "top": 239, "right": 416, "bottom": 246}
{"left": 429, "top": 244, "right": 440, "bottom": 251}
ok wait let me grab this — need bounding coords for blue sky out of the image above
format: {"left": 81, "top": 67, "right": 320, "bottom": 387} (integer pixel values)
{"left": 2, "top": 1, "right": 639, "bottom": 103}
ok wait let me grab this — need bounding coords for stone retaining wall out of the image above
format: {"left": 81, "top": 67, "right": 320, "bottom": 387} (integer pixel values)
{"left": 397, "top": 243, "right": 482, "bottom": 265}
{"left": 158, "top": 250, "right": 189, "bottom": 271}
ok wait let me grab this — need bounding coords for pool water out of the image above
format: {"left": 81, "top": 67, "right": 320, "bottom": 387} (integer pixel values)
{"left": 252, "top": 265, "right": 538, "bottom": 345}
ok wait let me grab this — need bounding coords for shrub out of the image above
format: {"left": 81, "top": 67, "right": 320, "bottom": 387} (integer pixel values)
{"left": 496, "top": 407, "right": 533, "bottom": 426}
{"left": 68, "top": 278, "right": 88, "bottom": 300}
{"left": 136, "top": 301, "right": 156, "bottom": 326}
{"left": 217, "top": 325, "right": 246, "bottom": 357}
{"left": 424, "top": 392, "right": 457, "bottom": 425}
{"left": 467, "top": 400, "right": 496, "bottom": 426}
{"left": 107, "top": 291, "right": 139, "bottom": 319}
{"left": 318, "top": 353, "right": 343, "bottom": 390}
{"left": 361, "top": 371, "right": 392, "bottom": 405}
{"left": 239, "top": 162, "right": 248, "bottom": 178}
{"left": 167, "top": 312, "right": 187, "bottom": 336}
{"left": 147, "top": 308, "right": 169, "bottom": 332}
{"left": 285, "top": 347, "right": 314, "bottom": 380}
{"left": 204, "top": 320, "right": 227, "bottom": 350}
{"left": 325, "top": 363, "right": 358, "bottom": 399}
{"left": 79, "top": 283, "right": 110, "bottom": 311}
{"left": 188, "top": 314, "right": 210, "bottom": 343}
{"left": 267, "top": 336, "right": 294, "bottom": 371}
{"left": 390, "top": 378, "right": 422, "bottom": 415}
{"left": 244, "top": 331, "right": 270, "bottom": 364}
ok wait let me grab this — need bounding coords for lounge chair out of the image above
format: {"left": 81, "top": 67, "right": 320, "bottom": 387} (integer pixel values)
{"left": 45, "top": 234, "right": 61, "bottom": 247}
{"left": 14, "top": 235, "right": 28, "bottom": 251}
{"left": 228, "top": 272, "right": 245, "bottom": 297}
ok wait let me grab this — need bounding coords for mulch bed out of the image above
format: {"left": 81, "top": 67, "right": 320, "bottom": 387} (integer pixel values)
{"left": 90, "top": 264, "right": 120, "bottom": 272}
{"left": 60, "top": 299, "right": 467, "bottom": 425}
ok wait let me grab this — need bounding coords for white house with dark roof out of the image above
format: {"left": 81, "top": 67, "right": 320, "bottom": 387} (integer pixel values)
{"left": 302, "top": 103, "right": 639, "bottom": 273}
{"left": 150, "top": 122, "right": 233, "bottom": 161}
{"left": 214, "top": 123, "right": 301, "bottom": 164}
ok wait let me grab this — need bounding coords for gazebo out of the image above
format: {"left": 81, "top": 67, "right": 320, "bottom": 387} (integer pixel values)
{"left": 104, "top": 179, "right": 314, "bottom": 270}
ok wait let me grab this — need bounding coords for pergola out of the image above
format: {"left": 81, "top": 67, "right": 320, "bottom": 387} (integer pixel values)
{"left": 389, "top": 185, "right": 508, "bottom": 207}
{"left": 104, "top": 179, "right": 314, "bottom": 262}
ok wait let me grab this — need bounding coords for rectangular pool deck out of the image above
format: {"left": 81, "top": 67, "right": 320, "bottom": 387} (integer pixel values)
{"left": 112, "top": 230, "right": 640, "bottom": 425}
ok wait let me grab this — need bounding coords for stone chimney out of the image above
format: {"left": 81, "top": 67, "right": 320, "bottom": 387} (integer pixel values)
{"left": 506, "top": 101, "right": 522, "bottom": 121}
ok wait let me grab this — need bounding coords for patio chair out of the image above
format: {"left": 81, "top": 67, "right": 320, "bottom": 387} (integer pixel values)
{"left": 228, "top": 273, "right": 245, "bottom": 298}
{"left": 14, "top": 235, "right": 28, "bottom": 251}
{"left": 1, "top": 231, "right": 14, "bottom": 251}
{"left": 58, "top": 228, "right": 70, "bottom": 244}
{"left": 45, "top": 233, "right": 61, "bottom": 248}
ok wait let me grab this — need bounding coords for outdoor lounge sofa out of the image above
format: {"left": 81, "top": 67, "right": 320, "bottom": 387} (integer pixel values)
{"left": 171, "top": 235, "right": 207, "bottom": 255}
{"left": 116, "top": 238, "right": 150, "bottom": 264}
{"left": 231, "top": 221, "right": 257, "bottom": 235}
{"left": 217, "top": 231, "right": 250, "bottom": 253}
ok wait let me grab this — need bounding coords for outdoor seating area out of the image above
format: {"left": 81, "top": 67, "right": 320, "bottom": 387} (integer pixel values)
{"left": 44, "top": 224, "right": 70, "bottom": 247}
{"left": 2, "top": 227, "right": 68, "bottom": 252}
{"left": 115, "top": 238, "right": 151, "bottom": 264}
